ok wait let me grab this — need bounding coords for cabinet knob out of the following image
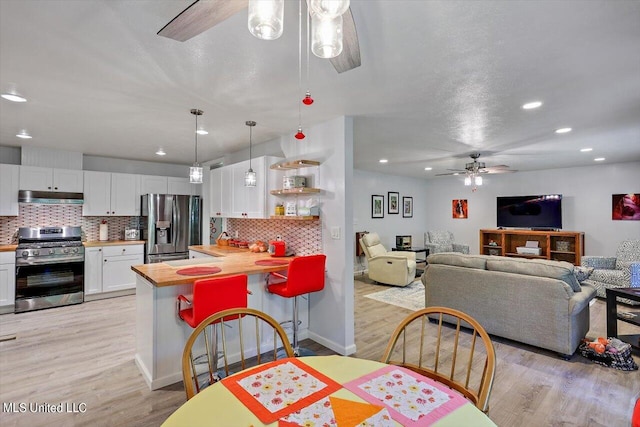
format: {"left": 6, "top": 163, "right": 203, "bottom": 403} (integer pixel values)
{"left": 48, "top": 186, "right": 52, "bottom": 190}
{"left": 54, "top": 187, "right": 58, "bottom": 190}
{"left": 104, "top": 259, "right": 107, "bottom": 262}
{"left": 112, "top": 211, "right": 115, "bottom": 214}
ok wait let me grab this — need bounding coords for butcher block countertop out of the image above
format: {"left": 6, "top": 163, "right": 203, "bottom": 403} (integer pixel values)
{"left": 83, "top": 240, "right": 145, "bottom": 247}
{"left": 131, "top": 245, "right": 292, "bottom": 287}
{"left": 0, "top": 245, "right": 17, "bottom": 252}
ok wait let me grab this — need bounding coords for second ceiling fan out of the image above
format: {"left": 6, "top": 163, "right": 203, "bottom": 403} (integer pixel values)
{"left": 436, "top": 153, "right": 517, "bottom": 177}
{"left": 157, "top": 0, "right": 361, "bottom": 73}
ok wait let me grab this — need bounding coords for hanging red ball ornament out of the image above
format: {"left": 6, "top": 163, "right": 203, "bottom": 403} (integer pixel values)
{"left": 302, "top": 91, "right": 314, "bottom": 105}
{"left": 295, "top": 127, "right": 306, "bottom": 140}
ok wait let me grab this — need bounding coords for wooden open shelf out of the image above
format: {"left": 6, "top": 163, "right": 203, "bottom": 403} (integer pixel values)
{"left": 269, "top": 216, "right": 320, "bottom": 221}
{"left": 270, "top": 188, "right": 321, "bottom": 195}
{"left": 480, "top": 229, "right": 585, "bottom": 265}
{"left": 270, "top": 160, "right": 320, "bottom": 170}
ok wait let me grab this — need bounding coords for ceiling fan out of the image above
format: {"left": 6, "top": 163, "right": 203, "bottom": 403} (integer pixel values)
{"left": 435, "top": 153, "right": 516, "bottom": 177}
{"left": 157, "top": 0, "right": 361, "bottom": 73}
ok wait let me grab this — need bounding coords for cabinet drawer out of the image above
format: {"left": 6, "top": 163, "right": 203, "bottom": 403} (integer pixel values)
{"left": 102, "top": 244, "right": 144, "bottom": 257}
{"left": 0, "top": 252, "right": 15, "bottom": 264}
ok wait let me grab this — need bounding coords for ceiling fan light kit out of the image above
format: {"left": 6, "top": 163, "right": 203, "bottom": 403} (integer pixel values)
{"left": 308, "top": 0, "right": 350, "bottom": 18}
{"left": 248, "top": 0, "right": 284, "bottom": 40}
{"left": 311, "top": 12, "right": 343, "bottom": 58}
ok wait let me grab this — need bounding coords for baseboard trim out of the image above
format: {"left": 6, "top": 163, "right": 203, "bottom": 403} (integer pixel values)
{"left": 308, "top": 331, "right": 356, "bottom": 356}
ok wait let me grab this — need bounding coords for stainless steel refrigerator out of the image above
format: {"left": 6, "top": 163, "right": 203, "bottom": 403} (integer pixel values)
{"left": 141, "top": 194, "right": 202, "bottom": 263}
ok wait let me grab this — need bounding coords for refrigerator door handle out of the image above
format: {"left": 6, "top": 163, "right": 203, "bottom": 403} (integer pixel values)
{"left": 172, "top": 196, "right": 179, "bottom": 250}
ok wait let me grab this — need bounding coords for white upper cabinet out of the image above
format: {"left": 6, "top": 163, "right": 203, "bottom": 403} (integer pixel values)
{"left": 0, "top": 164, "right": 19, "bottom": 216}
{"left": 19, "top": 166, "right": 83, "bottom": 192}
{"left": 209, "top": 156, "right": 281, "bottom": 219}
{"left": 110, "top": 173, "right": 138, "bottom": 216}
{"left": 139, "top": 175, "right": 168, "bottom": 195}
{"left": 83, "top": 171, "right": 138, "bottom": 216}
{"left": 168, "top": 177, "right": 201, "bottom": 196}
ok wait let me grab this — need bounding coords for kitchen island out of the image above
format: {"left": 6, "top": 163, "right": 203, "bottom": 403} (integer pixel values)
{"left": 132, "top": 245, "right": 303, "bottom": 390}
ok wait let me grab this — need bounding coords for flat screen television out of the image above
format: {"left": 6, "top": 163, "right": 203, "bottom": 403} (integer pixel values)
{"left": 496, "top": 194, "right": 563, "bottom": 230}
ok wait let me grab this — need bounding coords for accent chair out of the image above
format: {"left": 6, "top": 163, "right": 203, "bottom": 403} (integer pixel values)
{"left": 581, "top": 240, "right": 640, "bottom": 304}
{"left": 424, "top": 230, "right": 470, "bottom": 254}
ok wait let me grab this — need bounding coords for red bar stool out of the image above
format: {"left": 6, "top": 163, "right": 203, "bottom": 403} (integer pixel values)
{"left": 176, "top": 274, "right": 249, "bottom": 384}
{"left": 266, "top": 254, "right": 326, "bottom": 356}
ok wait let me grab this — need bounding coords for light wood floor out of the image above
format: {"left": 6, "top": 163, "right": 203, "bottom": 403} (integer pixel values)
{"left": 0, "top": 278, "right": 638, "bottom": 426}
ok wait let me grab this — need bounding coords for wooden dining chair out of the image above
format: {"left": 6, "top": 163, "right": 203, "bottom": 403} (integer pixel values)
{"left": 380, "top": 306, "right": 496, "bottom": 414}
{"left": 181, "top": 307, "right": 295, "bottom": 400}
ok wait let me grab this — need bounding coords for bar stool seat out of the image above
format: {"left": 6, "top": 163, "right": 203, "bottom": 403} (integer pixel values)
{"left": 266, "top": 254, "right": 326, "bottom": 356}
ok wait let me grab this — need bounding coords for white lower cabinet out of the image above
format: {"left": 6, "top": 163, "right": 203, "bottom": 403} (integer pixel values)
{"left": 0, "top": 252, "right": 16, "bottom": 313}
{"left": 85, "top": 244, "right": 144, "bottom": 298}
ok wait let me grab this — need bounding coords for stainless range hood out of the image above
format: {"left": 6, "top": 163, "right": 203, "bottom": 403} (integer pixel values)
{"left": 18, "top": 190, "right": 84, "bottom": 204}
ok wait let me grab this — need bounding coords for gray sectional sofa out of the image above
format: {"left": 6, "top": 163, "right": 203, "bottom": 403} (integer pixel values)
{"left": 421, "top": 253, "right": 596, "bottom": 356}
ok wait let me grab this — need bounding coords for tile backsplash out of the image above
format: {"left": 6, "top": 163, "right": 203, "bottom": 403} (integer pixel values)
{"left": 226, "top": 218, "right": 322, "bottom": 256}
{"left": 0, "top": 204, "right": 140, "bottom": 244}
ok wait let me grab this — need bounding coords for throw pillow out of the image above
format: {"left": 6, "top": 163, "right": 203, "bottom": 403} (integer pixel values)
{"left": 574, "top": 265, "right": 594, "bottom": 283}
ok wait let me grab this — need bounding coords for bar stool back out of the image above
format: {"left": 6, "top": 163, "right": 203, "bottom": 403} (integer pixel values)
{"left": 176, "top": 274, "right": 249, "bottom": 390}
{"left": 266, "top": 254, "right": 326, "bottom": 355}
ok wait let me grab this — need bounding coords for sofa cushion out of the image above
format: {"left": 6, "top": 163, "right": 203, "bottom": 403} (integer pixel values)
{"left": 486, "top": 258, "right": 581, "bottom": 292}
{"left": 427, "top": 253, "right": 488, "bottom": 270}
{"left": 574, "top": 265, "right": 594, "bottom": 283}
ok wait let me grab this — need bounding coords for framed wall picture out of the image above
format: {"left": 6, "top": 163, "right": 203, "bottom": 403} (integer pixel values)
{"left": 612, "top": 193, "right": 640, "bottom": 220}
{"left": 372, "top": 195, "right": 384, "bottom": 218}
{"left": 402, "top": 196, "right": 413, "bottom": 218}
{"left": 388, "top": 192, "right": 399, "bottom": 214}
{"left": 452, "top": 199, "right": 468, "bottom": 219}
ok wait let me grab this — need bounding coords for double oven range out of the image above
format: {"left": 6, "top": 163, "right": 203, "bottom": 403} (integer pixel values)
{"left": 15, "top": 226, "right": 84, "bottom": 313}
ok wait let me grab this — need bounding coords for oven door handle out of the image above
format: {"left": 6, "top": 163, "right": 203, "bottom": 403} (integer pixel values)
{"left": 16, "top": 257, "right": 84, "bottom": 266}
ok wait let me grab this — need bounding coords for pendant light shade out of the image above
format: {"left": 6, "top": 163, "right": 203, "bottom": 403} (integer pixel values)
{"left": 311, "top": 13, "right": 343, "bottom": 58}
{"left": 248, "top": 0, "right": 284, "bottom": 40}
{"left": 189, "top": 109, "right": 204, "bottom": 184}
{"left": 308, "top": 0, "right": 350, "bottom": 18}
{"left": 245, "top": 121, "right": 257, "bottom": 187}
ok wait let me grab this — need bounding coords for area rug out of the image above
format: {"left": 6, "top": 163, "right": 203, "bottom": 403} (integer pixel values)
{"left": 364, "top": 280, "right": 425, "bottom": 311}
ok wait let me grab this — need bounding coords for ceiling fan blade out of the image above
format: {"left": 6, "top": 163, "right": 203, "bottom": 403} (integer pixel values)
{"left": 486, "top": 169, "right": 518, "bottom": 174}
{"left": 158, "top": 0, "right": 248, "bottom": 42}
{"left": 330, "top": 7, "right": 361, "bottom": 73}
{"left": 435, "top": 172, "right": 463, "bottom": 176}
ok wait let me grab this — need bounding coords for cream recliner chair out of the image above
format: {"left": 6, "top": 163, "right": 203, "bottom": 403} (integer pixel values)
{"left": 359, "top": 232, "right": 417, "bottom": 287}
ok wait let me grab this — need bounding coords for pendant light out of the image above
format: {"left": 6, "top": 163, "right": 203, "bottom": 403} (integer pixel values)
{"left": 294, "top": 0, "right": 306, "bottom": 140}
{"left": 245, "top": 121, "right": 257, "bottom": 187}
{"left": 189, "top": 109, "right": 204, "bottom": 184}
{"left": 248, "top": 0, "right": 284, "bottom": 40}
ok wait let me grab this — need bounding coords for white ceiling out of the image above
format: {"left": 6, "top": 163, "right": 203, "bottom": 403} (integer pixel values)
{"left": 1, "top": 0, "right": 639, "bottom": 179}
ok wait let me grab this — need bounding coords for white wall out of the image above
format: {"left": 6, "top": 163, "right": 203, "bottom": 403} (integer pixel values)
{"left": 422, "top": 161, "right": 640, "bottom": 256}
{"left": 354, "top": 169, "right": 432, "bottom": 253}
{"left": 279, "top": 116, "right": 355, "bottom": 356}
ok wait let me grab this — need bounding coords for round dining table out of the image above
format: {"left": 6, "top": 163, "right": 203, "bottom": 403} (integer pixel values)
{"left": 162, "top": 355, "right": 497, "bottom": 426}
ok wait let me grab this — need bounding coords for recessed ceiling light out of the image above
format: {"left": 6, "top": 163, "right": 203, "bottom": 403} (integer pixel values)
{"left": 555, "top": 127, "right": 572, "bottom": 134}
{"left": 580, "top": 148, "right": 592, "bottom": 152}
{"left": 1, "top": 93, "right": 27, "bottom": 102}
{"left": 379, "top": 159, "right": 388, "bottom": 163}
{"left": 16, "top": 131, "right": 32, "bottom": 139}
{"left": 424, "top": 167, "right": 432, "bottom": 171}
{"left": 594, "top": 157, "right": 605, "bottom": 162}
{"left": 155, "top": 149, "right": 166, "bottom": 156}
{"left": 196, "top": 129, "right": 208, "bottom": 135}
{"left": 453, "top": 173, "right": 459, "bottom": 176}
{"left": 522, "top": 101, "right": 542, "bottom": 110}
